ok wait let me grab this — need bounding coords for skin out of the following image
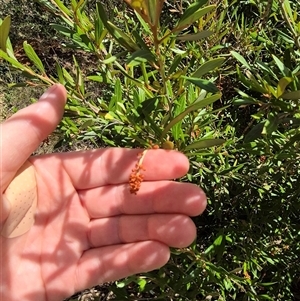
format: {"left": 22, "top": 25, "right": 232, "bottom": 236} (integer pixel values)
{"left": 0, "top": 84, "right": 207, "bottom": 301}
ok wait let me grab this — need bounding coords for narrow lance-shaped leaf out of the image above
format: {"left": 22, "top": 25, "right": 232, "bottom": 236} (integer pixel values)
{"left": 168, "top": 54, "right": 182, "bottom": 75}
{"left": 95, "top": 4, "right": 106, "bottom": 46}
{"left": 185, "top": 138, "right": 225, "bottom": 151}
{"left": 183, "top": 76, "right": 219, "bottom": 93}
{"left": 272, "top": 54, "right": 290, "bottom": 77}
{"left": 73, "top": 55, "right": 84, "bottom": 94}
{"left": 55, "top": 62, "right": 66, "bottom": 85}
{"left": 53, "top": 0, "right": 72, "bottom": 16}
{"left": 174, "top": 0, "right": 208, "bottom": 30}
{"left": 262, "top": 113, "right": 277, "bottom": 136}
{"left": 107, "top": 21, "right": 139, "bottom": 52}
{"left": 115, "top": 78, "right": 122, "bottom": 104}
{"left": 185, "top": 58, "right": 225, "bottom": 88}
{"left": 177, "top": 30, "right": 213, "bottom": 41}
{"left": 0, "top": 49, "right": 26, "bottom": 70}
{"left": 127, "top": 49, "right": 155, "bottom": 67}
{"left": 36, "top": 0, "right": 57, "bottom": 13}
{"left": 134, "top": 11, "right": 151, "bottom": 34}
{"left": 146, "top": 0, "right": 164, "bottom": 27}
{"left": 193, "top": 58, "right": 225, "bottom": 78}
{"left": 23, "top": 41, "right": 45, "bottom": 73}
{"left": 124, "top": 0, "right": 149, "bottom": 23}
{"left": 281, "top": 90, "right": 300, "bottom": 100}
{"left": 276, "top": 76, "right": 293, "bottom": 98}
{"left": 97, "top": 2, "right": 139, "bottom": 52}
{"left": 175, "top": 5, "right": 215, "bottom": 32}
{"left": 0, "top": 16, "right": 11, "bottom": 51}
{"left": 161, "top": 93, "right": 221, "bottom": 139}
{"left": 231, "top": 51, "right": 252, "bottom": 70}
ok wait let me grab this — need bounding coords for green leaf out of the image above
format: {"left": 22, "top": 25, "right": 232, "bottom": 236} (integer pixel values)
{"left": 190, "top": 58, "right": 225, "bottom": 79}
{"left": 0, "top": 49, "right": 26, "bottom": 70}
{"left": 132, "top": 30, "right": 151, "bottom": 51}
{"left": 244, "top": 123, "right": 264, "bottom": 143}
{"left": 96, "top": 3, "right": 139, "bottom": 52}
{"left": 52, "top": 0, "right": 72, "bottom": 16}
{"left": 185, "top": 138, "right": 225, "bottom": 151}
{"left": 177, "top": 5, "right": 215, "bottom": 31}
{"left": 107, "top": 21, "right": 139, "bottom": 52}
{"left": 183, "top": 76, "right": 219, "bottom": 93}
{"left": 259, "top": 282, "right": 279, "bottom": 287}
{"left": 272, "top": 54, "right": 290, "bottom": 77}
{"left": 137, "top": 278, "right": 147, "bottom": 291}
{"left": 23, "top": 41, "right": 45, "bottom": 73}
{"left": 134, "top": 11, "right": 151, "bottom": 34}
{"left": 73, "top": 55, "right": 84, "bottom": 94}
{"left": 276, "top": 76, "right": 293, "bottom": 98}
{"left": 262, "top": 113, "right": 277, "bottom": 135}
{"left": 50, "top": 24, "right": 75, "bottom": 38}
{"left": 136, "top": 97, "right": 159, "bottom": 120}
{"left": 233, "top": 98, "right": 258, "bottom": 105}
{"left": 168, "top": 54, "right": 182, "bottom": 75}
{"left": 56, "top": 62, "right": 66, "bottom": 84}
{"left": 281, "top": 90, "right": 300, "bottom": 100}
{"left": 175, "top": 0, "right": 210, "bottom": 30}
{"left": 231, "top": 51, "right": 252, "bottom": 69}
{"left": 127, "top": 49, "right": 155, "bottom": 67}
{"left": 176, "top": 30, "right": 213, "bottom": 41}
{"left": 114, "top": 78, "right": 122, "bottom": 104}
{"left": 161, "top": 94, "right": 221, "bottom": 139}
{"left": 146, "top": 0, "right": 164, "bottom": 27}
{"left": 259, "top": 295, "right": 276, "bottom": 300}
{"left": 62, "top": 68, "right": 75, "bottom": 85}
{"left": 0, "top": 16, "right": 11, "bottom": 51}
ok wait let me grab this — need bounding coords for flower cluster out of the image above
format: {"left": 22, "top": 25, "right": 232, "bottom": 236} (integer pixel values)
{"left": 128, "top": 143, "right": 161, "bottom": 195}
{"left": 129, "top": 151, "right": 146, "bottom": 194}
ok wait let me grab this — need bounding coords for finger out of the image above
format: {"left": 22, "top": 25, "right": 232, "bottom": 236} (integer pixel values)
{"left": 74, "top": 241, "right": 170, "bottom": 292}
{"left": 87, "top": 214, "right": 196, "bottom": 248}
{"left": 0, "top": 84, "right": 67, "bottom": 191}
{"left": 36, "top": 148, "right": 189, "bottom": 189}
{"left": 80, "top": 181, "right": 207, "bottom": 218}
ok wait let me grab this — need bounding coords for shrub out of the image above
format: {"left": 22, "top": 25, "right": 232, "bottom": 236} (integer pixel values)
{"left": 1, "top": 0, "right": 300, "bottom": 300}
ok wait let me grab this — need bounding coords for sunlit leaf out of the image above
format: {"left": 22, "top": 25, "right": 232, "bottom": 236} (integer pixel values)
{"left": 161, "top": 94, "right": 221, "bottom": 138}
{"left": 262, "top": 113, "right": 277, "bottom": 135}
{"left": 185, "top": 138, "right": 225, "bottom": 151}
{"left": 0, "top": 49, "right": 26, "bottom": 70}
{"left": 124, "top": 0, "right": 164, "bottom": 27}
{"left": 272, "top": 54, "right": 290, "bottom": 77}
{"left": 54, "top": 0, "right": 72, "bottom": 16}
{"left": 183, "top": 76, "right": 219, "bottom": 93}
{"left": 107, "top": 21, "right": 139, "bottom": 52}
{"left": 23, "top": 41, "right": 45, "bottom": 73}
{"left": 176, "top": 5, "right": 215, "bottom": 31}
{"left": 127, "top": 49, "right": 155, "bottom": 67}
{"left": 190, "top": 58, "right": 225, "bottom": 79}
{"left": 0, "top": 16, "right": 11, "bottom": 51}
{"left": 231, "top": 51, "right": 251, "bottom": 69}
{"left": 97, "top": 2, "right": 139, "bottom": 52}
{"left": 276, "top": 76, "right": 293, "bottom": 98}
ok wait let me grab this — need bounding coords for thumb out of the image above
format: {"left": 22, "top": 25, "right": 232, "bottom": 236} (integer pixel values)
{"left": 0, "top": 84, "right": 67, "bottom": 192}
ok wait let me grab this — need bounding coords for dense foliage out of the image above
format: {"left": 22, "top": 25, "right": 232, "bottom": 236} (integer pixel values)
{"left": 1, "top": 0, "right": 300, "bottom": 300}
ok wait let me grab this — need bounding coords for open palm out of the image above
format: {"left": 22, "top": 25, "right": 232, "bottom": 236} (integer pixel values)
{"left": 0, "top": 85, "right": 207, "bottom": 301}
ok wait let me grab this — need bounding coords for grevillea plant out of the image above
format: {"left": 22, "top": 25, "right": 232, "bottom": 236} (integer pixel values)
{"left": 1, "top": 1, "right": 300, "bottom": 300}
{"left": 0, "top": 0, "right": 226, "bottom": 154}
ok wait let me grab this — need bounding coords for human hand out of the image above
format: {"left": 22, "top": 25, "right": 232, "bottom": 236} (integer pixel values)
{"left": 0, "top": 84, "right": 207, "bottom": 301}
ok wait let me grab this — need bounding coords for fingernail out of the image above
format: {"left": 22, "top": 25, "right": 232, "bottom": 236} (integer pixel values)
{"left": 38, "top": 84, "right": 59, "bottom": 102}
